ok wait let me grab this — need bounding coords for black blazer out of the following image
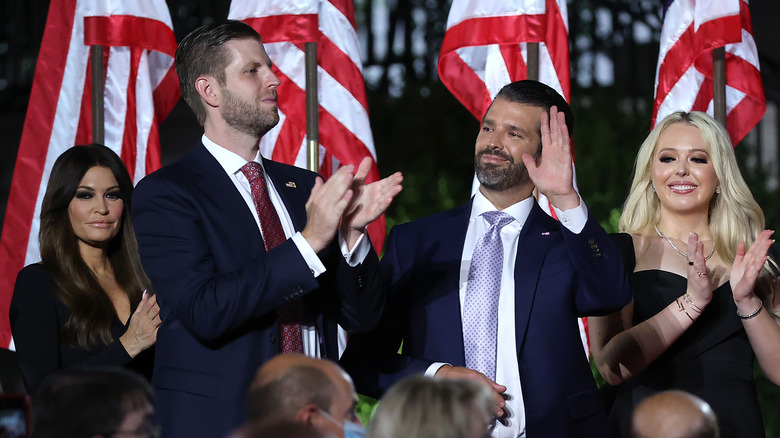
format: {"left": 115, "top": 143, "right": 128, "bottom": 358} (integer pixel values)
{"left": 9, "top": 264, "right": 153, "bottom": 395}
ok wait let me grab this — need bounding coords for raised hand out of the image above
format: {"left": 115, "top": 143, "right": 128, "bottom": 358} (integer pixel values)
{"left": 340, "top": 157, "right": 403, "bottom": 249}
{"left": 731, "top": 230, "right": 774, "bottom": 305}
{"left": 685, "top": 232, "right": 713, "bottom": 312}
{"left": 523, "top": 106, "right": 579, "bottom": 210}
{"left": 301, "top": 164, "right": 356, "bottom": 253}
{"left": 120, "top": 291, "right": 161, "bottom": 358}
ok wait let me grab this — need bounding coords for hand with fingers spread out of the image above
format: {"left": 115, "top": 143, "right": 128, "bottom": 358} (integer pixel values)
{"left": 685, "top": 232, "right": 713, "bottom": 312}
{"left": 120, "top": 291, "right": 161, "bottom": 358}
{"left": 731, "top": 229, "right": 774, "bottom": 306}
{"left": 523, "top": 106, "right": 579, "bottom": 211}
{"left": 301, "top": 165, "right": 356, "bottom": 253}
{"left": 435, "top": 365, "right": 507, "bottom": 417}
{"left": 340, "top": 156, "right": 403, "bottom": 249}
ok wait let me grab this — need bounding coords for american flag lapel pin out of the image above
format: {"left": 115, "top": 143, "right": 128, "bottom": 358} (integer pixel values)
{"left": 541, "top": 232, "right": 550, "bottom": 236}
{"left": 285, "top": 181, "right": 297, "bottom": 188}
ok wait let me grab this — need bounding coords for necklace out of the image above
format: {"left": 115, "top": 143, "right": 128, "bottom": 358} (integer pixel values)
{"left": 654, "top": 225, "right": 716, "bottom": 261}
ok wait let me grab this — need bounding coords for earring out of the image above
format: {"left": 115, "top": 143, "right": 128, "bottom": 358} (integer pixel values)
{"left": 651, "top": 185, "right": 656, "bottom": 192}
{"left": 716, "top": 187, "right": 721, "bottom": 194}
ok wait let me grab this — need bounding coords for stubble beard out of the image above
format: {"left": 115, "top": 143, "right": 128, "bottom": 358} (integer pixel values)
{"left": 221, "top": 87, "right": 280, "bottom": 139}
{"left": 474, "top": 148, "right": 530, "bottom": 192}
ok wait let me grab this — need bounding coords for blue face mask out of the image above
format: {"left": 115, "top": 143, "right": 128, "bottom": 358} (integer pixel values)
{"left": 318, "top": 408, "right": 366, "bottom": 438}
{"left": 342, "top": 419, "right": 366, "bottom": 438}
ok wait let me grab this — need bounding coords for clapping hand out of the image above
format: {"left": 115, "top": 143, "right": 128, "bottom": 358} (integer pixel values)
{"left": 340, "top": 156, "right": 403, "bottom": 249}
{"left": 731, "top": 230, "right": 774, "bottom": 307}
{"left": 685, "top": 232, "right": 713, "bottom": 311}
{"left": 120, "top": 291, "right": 161, "bottom": 358}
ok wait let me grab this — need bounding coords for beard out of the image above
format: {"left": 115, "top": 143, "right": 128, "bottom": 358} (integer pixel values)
{"left": 221, "top": 87, "right": 280, "bottom": 138}
{"left": 474, "top": 148, "right": 530, "bottom": 192}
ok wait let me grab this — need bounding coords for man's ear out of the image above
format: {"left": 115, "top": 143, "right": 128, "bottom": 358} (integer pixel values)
{"left": 296, "top": 403, "right": 320, "bottom": 425}
{"left": 195, "top": 76, "right": 220, "bottom": 109}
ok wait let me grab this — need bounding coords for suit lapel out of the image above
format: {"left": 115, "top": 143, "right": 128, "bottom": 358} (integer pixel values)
{"left": 437, "top": 203, "right": 472, "bottom": 364}
{"left": 188, "top": 143, "right": 262, "bottom": 250}
{"left": 513, "top": 203, "right": 556, "bottom": 357}
{"left": 262, "top": 158, "right": 311, "bottom": 232}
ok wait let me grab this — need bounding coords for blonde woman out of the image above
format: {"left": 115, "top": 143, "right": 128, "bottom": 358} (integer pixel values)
{"left": 589, "top": 111, "right": 780, "bottom": 437}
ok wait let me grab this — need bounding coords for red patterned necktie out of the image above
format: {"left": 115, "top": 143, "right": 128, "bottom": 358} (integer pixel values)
{"left": 241, "top": 162, "right": 303, "bottom": 353}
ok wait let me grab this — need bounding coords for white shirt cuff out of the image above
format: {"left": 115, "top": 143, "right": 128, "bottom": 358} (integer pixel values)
{"left": 552, "top": 197, "right": 589, "bottom": 234}
{"left": 339, "top": 230, "right": 370, "bottom": 267}
{"left": 425, "top": 362, "right": 450, "bottom": 377}
{"left": 291, "top": 232, "right": 326, "bottom": 277}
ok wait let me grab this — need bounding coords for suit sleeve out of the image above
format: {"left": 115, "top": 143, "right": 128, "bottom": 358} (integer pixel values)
{"left": 340, "top": 227, "right": 434, "bottom": 398}
{"left": 319, "top": 240, "right": 385, "bottom": 333}
{"left": 562, "top": 212, "right": 632, "bottom": 316}
{"left": 9, "top": 265, "right": 131, "bottom": 395}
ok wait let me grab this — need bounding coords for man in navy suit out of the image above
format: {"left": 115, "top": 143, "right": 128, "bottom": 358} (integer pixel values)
{"left": 132, "top": 20, "right": 402, "bottom": 438}
{"left": 341, "top": 80, "right": 631, "bottom": 437}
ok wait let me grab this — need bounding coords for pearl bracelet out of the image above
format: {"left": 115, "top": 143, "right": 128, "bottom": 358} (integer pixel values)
{"left": 736, "top": 300, "right": 764, "bottom": 320}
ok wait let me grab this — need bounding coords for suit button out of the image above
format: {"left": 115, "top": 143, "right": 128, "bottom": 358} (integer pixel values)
{"left": 588, "top": 238, "right": 596, "bottom": 245}
{"left": 270, "top": 334, "right": 277, "bottom": 344}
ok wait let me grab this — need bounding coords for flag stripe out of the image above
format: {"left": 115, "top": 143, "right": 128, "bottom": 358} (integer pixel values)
{"left": 653, "top": 0, "right": 764, "bottom": 146}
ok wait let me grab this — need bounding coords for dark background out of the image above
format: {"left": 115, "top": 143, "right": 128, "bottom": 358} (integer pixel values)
{"left": 1, "top": 0, "right": 779, "bottom": 433}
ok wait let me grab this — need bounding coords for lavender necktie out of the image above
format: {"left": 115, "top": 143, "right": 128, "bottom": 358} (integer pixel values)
{"left": 463, "top": 210, "right": 514, "bottom": 381}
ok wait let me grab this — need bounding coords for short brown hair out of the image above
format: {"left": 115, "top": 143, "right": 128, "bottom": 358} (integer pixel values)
{"left": 175, "top": 20, "right": 263, "bottom": 125}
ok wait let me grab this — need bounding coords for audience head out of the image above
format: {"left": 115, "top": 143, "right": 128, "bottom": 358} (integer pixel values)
{"left": 246, "top": 354, "right": 361, "bottom": 438}
{"left": 366, "top": 375, "right": 494, "bottom": 438}
{"left": 175, "top": 20, "right": 265, "bottom": 125}
{"left": 630, "top": 390, "right": 719, "bottom": 438}
{"left": 32, "top": 367, "right": 156, "bottom": 438}
{"left": 619, "top": 110, "right": 764, "bottom": 264}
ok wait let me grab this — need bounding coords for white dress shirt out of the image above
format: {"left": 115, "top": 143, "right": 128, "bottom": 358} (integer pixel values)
{"left": 202, "top": 134, "right": 370, "bottom": 358}
{"left": 426, "top": 189, "right": 588, "bottom": 438}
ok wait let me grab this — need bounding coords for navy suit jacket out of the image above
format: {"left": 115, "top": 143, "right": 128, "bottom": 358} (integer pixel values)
{"left": 341, "top": 199, "right": 631, "bottom": 437}
{"left": 132, "top": 142, "right": 383, "bottom": 438}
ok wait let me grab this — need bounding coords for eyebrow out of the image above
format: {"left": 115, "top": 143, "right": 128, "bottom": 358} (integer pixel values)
{"left": 657, "top": 148, "right": 710, "bottom": 154}
{"left": 76, "top": 185, "right": 120, "bottom": 191}
{"left": 481, "top": 119, "right": 530, "bottom": 136}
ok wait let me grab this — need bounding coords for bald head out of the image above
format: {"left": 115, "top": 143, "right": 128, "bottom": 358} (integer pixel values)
{"left": 631, "top": 390, "right": 719, "bottom": 438}
{"left": 246, "top": 354, "right": 358, "bottom": 438}
{"left": 251, "top": 353, "right": 355, "bottom": 392}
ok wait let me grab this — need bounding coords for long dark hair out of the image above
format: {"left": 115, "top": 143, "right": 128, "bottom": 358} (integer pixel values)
{"left": 39, "top": 144, "right": 152, "bottom": 351}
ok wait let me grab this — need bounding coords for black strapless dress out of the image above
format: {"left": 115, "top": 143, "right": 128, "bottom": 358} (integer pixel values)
{"left": 608, "top": 234, "right": 765, "bottom": 438}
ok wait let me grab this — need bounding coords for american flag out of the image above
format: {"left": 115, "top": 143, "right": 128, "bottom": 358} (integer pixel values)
{"left": 229, "top": 0, "right": 385, "bottom": 251}
{"left": 437, "top": 0, "right": 570, "bottom": 119}
{"left": 653, "top": 0, "right": 765, "bottom": 145}
{"left": 0, "top": 0, "right": 179, "bottom": 348}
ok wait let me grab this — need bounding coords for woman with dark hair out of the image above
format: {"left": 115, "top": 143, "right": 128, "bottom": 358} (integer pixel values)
{"left": 9, "top": 144, "right": 161, "bottom": 395}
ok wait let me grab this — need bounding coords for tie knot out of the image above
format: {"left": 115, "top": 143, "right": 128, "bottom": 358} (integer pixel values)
{"left": 481, "top": 211, "right": 514, "bottom": 229}
{"left": 241, "top": 162, "right": 264, "bottom": 184}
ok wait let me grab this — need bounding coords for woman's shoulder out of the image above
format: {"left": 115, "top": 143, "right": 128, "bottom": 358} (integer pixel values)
{"left": 12, "top": 263, "right": 57, "bottom": 302}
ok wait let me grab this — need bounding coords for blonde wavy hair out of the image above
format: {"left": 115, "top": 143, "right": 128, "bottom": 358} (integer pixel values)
{"left": 620, "top": 111, "right": 777, "bottom": 313}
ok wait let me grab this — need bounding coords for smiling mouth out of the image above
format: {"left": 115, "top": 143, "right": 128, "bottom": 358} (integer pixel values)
{"left": 668, "top": 184, "right": 697, "bottom": 193}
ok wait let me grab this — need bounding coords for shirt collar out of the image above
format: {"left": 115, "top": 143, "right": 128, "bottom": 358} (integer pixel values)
{"left": 470, "top": 189, "right": 534, "bottom": 227}
{"left": 201, "top": 134, "right": 264, "bottom": 175}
